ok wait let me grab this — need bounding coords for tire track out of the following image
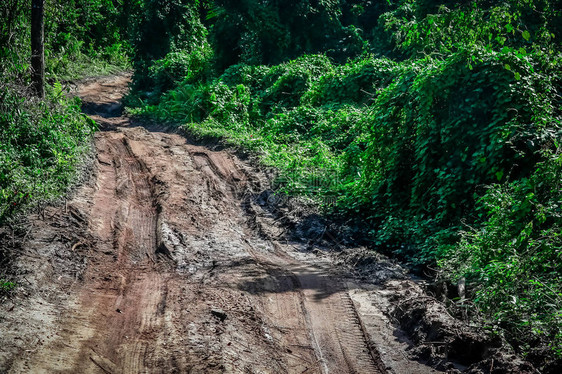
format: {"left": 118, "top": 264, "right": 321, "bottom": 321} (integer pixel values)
{"left": 74, "top": 132, "right": 167, "bottom": 373}
{"left": 242, "top": 237, "right": 385, "bottom": 374}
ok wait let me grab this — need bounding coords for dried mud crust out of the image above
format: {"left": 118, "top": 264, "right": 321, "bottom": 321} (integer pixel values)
{"left": 0, "top": 75, "right": 533, "bottom": 374}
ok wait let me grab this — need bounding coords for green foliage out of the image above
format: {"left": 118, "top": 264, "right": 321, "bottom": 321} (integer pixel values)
{"left": 210, "top": 0, "right": 370, "bottom": 69}
{"left": 303, "top": 56, "right": 397, "bottom": 106}
{"left": 0, "top": 0, "right": 130, "bottom": 225}
{"left": 0, "top": 280, "right": 16, "bottom": 293}
{"left": 129, "top": 0, "right": 210, "bottom": 91}
{"left": 0, "top": 83, "right": 96, "bottom": 223}
{"left": 441, "top": 151, "right": 562, "bottom": 356}
{"left": 350, "top": 46, "right": 561, "bottom": 263}
{"left": 45, "top": 0, "right": 124, "bottom": 53}
{"left": 382, "top": 0, "right": 562, "bottom": 58}
{"left": 149, "top": 47, "right": 213, "bottom": 94}
{"left": 0, "top": 0, "right": 131, "bottom": 83}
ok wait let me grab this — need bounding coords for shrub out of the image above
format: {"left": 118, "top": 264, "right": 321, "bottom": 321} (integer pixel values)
{"left": 347, "top": 46, "right": 561, "bottom": 263}
{"left": 149, "top": 47, "right": 213, "bottom": 94}
{"left": 0, "top": 83, "right": 96, "bottom": 223}
{"left": 441, "top": 151, "right": 562, "bottom": 357}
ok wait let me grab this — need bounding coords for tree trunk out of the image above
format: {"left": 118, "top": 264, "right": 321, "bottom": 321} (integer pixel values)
{"left": 31, "top": 0, "right": 45, "bottom": 98}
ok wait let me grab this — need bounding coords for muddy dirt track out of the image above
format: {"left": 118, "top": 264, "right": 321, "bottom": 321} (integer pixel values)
{"left": 0, "top": 75, "right": 444, "bottom": 373}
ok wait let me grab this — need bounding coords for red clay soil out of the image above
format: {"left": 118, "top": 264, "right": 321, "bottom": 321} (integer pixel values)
{"left": 0, "top": 75, "right": 445, "bottom": 373}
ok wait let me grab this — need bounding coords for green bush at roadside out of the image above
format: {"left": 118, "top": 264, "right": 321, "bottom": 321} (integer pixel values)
{"left": 0, "top": 80, "right": 96, "bottom": 224}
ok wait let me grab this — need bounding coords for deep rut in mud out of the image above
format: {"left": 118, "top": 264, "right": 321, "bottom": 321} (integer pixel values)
{"left": 0, "top": 75, "right": 443, "bottom": 374}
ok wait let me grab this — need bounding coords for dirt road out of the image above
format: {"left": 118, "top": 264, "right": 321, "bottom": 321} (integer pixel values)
{"left": 0, "top": 75, "right": 441, "bottom": 373}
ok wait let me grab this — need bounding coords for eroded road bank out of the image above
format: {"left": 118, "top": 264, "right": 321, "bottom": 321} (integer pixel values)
{"left": 0, "top": 75, "right": 443, "bottom": 373}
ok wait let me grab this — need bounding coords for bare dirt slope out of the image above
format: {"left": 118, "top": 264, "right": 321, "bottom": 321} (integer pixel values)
{"left": 0, "top": 75, "right": 443, "bottom": 373}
